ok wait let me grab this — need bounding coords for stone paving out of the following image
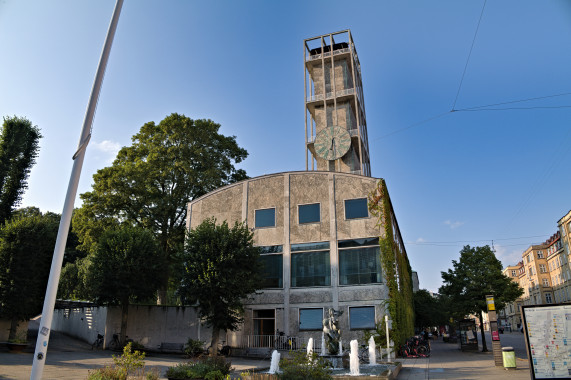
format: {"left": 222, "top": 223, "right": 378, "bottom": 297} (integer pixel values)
{"left": 0, "top": 331, "right": 534, "bottom": 379}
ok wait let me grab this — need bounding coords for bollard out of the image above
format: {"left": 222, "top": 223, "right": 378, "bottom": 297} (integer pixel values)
{"left": 502, "top": 346, "right": 516, "bottom": 369}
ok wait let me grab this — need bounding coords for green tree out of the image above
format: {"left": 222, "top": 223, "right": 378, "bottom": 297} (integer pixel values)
{"left": 78, "top": 113, "right": 248, "bottom": 304}
{"left": 413, "top": 289, "right": 449, "bottom": 331}
{"left": 439, "top": 245, "right": 523, "bottom": 352}
{"left": 0, "top": 212, "right": 58, "bottom": 339}
{"left": 85, "top": 226, "right": 164, "bottom": 344}
{"left": 0, "top": 116, "right": 42, "bottom": 225}
{"left": 178, "top": 218, "right": 263, "bottom": 355}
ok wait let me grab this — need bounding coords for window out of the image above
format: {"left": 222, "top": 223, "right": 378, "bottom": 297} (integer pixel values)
{"left": 299, "top": 308, "right": 323, "bottom": 330}
{"left": 542, "top": 278, "right": 549, "bottom": 287}
{"left": 344, "top": 198, "right": 368, "bottom": 219}
{"left": 511, "top": 270, "right": 517, "bottom": 277}
{"left": 349, "top": 306, "right": 375, "bottom": 329}
{"left": 299, "top": 203, "right": 320, "bottom": 224}
{"left": 255, "top": 208, "right": 275, "bottom": 228}
{"left": 291, "top": 242, "right": 330, "bottom": 287}
{"left": 538, "top": 252, "right": 544, "bottom": 259}
{"left": 339, "top": 239, "right": 382, "bottom": 285}
{"left": 545, "top": 293, "right": 553, "bottom": 304}
{"left": 539, "top": 264, "right": 547, "bottom": 273}
{"left": 259, "top": 245, "right": 283, "bottom": 288}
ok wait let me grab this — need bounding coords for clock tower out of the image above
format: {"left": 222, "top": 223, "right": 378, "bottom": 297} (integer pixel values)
{"left": 304, "top": 30, "right": 371, "bottom": 176}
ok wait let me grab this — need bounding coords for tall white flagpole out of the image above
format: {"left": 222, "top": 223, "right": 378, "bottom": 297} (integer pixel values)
{"left": 30, "top": 1, "right": 123, "bottom": 378}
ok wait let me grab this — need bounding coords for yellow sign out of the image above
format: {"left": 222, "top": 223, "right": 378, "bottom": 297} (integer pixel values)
{"left": 486, "top": 296, "right": 495, "bottom": 311}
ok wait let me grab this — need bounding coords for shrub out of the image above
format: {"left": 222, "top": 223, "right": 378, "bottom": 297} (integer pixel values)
{"left": 185, "top": 338, "right": 205, "bottom": 357}
{"left": 165, "top": 356, "right": 232, "bottom": 379}
{"left": 87, "top": 343, "right": 158, "bottom": 380}
{"left": 278, "top": 350, "right": 332, "bottom": 380}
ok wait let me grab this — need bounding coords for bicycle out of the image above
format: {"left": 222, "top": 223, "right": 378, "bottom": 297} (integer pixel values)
{"left": 91, "top": 333, "right": 104, "bottom": 350}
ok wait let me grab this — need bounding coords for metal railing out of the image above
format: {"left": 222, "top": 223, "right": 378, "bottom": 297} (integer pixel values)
{"left": 229, "top": 334, "right": 323, "bottom": 352}
{"left": 306, "top": 47, "right": 350, "bottom": 61}
{"left": 306, "top": 88, "right": 355, "bottom": 103}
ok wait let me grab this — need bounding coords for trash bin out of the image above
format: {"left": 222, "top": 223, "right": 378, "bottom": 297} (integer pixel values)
{"left": 502, "top": 346, "right": 516, "bottom": 369}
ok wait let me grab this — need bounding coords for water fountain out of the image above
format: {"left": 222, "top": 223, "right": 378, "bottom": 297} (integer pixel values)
{"left": 268, "top": 350, "right": 280, "bottom": 374}
{"left": 349, "top": 340, "right": 360, "bottom": 376}
{"left": 368, "top": 336, "right": 377, "bottom": 365}
{"left": 306, "top": 337, "right": 313, "bottom": 357}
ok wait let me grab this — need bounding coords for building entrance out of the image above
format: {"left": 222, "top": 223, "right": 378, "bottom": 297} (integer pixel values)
{"left": 253, "top": 309, "right": 275, "bottom": 347}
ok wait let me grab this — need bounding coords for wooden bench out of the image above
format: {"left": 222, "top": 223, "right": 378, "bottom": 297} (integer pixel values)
{"left": 158, "top": 342, "right": 185, "bottom": 353}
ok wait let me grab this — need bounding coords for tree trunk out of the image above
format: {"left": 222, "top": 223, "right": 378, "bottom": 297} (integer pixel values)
{"left": 120, "top": 301, "right": 129, "bottom": 346}
{"left": 209, "top": 328, "right": 220, "bottom": 356}
{"left": 478, "top": 310, "right": 487, "bottom": 352}
{"left": 8, "top": 316, "right": 19, "bottom": 341}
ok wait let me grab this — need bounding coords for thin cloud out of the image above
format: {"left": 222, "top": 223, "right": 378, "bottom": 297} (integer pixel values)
{"left": 416, "top": 237, "right": 426, "bottom": 243}
{"left": 494, "top": 244, "right": 523, "bottom": 267}
{"left": 91, "top": 140, "right": 121, "bottom": 163}
{"left": 444, "top": 220, "right": 464, "bottom": 229}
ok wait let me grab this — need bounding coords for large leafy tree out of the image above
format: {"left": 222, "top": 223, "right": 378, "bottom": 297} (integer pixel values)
{"left": 0, "top": 116, "right": 42, "bottom": 225}
{"left": 413, "top": 289, "right": 449, "bottom": 331}
{"left": 0, "top": 212, "right": 58, "bottom": 339}
{"left": 85, "top": 226, "right": 164, "bottom": 344}
{"left": 178, "top": 218, "right": 263, "bottom": 355}
{"left": 77, "top": 113, "right": 248, "bottom": 304}
{"left": 439, "top": 245, "right": 523, "bottom": 352}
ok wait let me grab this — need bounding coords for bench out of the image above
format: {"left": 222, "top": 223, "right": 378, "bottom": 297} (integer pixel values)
{"left": 158, "top": 342, "right": 185, "bottom": 353}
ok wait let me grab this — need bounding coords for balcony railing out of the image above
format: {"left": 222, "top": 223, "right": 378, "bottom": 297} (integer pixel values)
{"left": 306, "top": 47, "right": 350, "bottom": 61}
{"left": 306, "top": 88, "right": 355, "bottom": 103}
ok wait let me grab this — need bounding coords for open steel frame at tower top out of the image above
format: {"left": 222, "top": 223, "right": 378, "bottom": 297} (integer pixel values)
{"left": 304, "top": 30, "right": 371, "bottom": 177}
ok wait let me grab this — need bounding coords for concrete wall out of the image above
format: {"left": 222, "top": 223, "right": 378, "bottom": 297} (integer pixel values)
{"left": 188, "top": 171, "right": 392, "bottom": 340}
{"left": 52, "top": 305, "right": 213, "bottom": 350}
{"left": 52, "top": 306, "right": 107, "bottom": 345}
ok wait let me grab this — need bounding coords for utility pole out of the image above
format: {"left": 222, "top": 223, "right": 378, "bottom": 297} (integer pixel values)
{"left": 29, "top": 1, "right": 123, "bottom": 378}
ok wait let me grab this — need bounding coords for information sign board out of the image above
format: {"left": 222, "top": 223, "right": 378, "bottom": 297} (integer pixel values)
{"left": 522, "top": 304, "right": 571, "bottom": 379}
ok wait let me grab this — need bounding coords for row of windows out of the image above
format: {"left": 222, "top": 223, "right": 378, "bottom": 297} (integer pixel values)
{"left": 255, "top": 198, "right": 369, "bottom": 228}
{"left": 299, "top": 306, "right": 375, "bottom": 331}
{"left": 259, "top": 239, "right": 381, "bottom": 288}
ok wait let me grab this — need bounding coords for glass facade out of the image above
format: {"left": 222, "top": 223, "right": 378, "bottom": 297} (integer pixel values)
{"left": 339, "top": 245, "right": 382, "bottom": 285}
{"left": 291, "top": 242, "right": 330, "bottom": 287}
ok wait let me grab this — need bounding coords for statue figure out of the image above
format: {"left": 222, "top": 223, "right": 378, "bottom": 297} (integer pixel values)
{"left": 322, "top": 308, "right": 343, "bottom": 355}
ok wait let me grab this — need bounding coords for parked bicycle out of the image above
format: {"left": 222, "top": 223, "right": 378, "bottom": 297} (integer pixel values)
{"left": 91, "top": 333, "right": 104, "bottom": 350}
{"left": 109, "top": 333, "right": 121, "bottom": 351}
{"left": 358, "top": 344, "right": 370, "bottom": 364}
{"left": 399, "top": 335, "right": 430, "bottom": 358}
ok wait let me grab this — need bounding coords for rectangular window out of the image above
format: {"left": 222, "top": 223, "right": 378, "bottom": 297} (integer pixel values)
{"left": 538, "top": 252, "right": 544, "bottom": 259}
{"left": 299, "top": 203, "right": 320, "bottom": 224}
{"left": 542, "top": 278, "right": 549, "bottom": 287}
{"left": 539, "top": 264, "right": 547, "bottom": 273}
{"left": 255, "top": 208, "right": 275, "bottom": 228}
{"left": 349, "top": 306, "right": 375, "bottom": 329}
{"left": 545, "top": 293, "right": 553, "bottom": 304}
{"left": 344, "top": 198, "right": 368, "bottom": 219}
{"left": 260, "top": 254, "right": 283, "bottom": 288}
{"left": 291, "top": 244, "right": 330, "bottom": 287}
{"left": 339, "top": 245, "right": 382, "bottom": 285}
{"left": 299, "top": 308, "right": 323, "bottom": 330}
{"left": 291, "top": 241, "right": 330, "bottom": 252}
{"left": 511, "top": 270, "right": 517, "bottom": 277}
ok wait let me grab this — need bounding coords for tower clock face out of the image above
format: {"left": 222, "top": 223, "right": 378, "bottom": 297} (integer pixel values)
{"left": 314, "top": 126, "right": 351, "bottom": 161}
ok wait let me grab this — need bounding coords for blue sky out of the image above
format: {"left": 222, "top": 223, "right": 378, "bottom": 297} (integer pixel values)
{"left": 1, "top": 0, "right": 570, "bottom": 292}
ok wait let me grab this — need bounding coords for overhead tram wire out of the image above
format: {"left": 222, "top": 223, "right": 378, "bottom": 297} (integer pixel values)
{"left": 451, "top": 91, "right": 571, "bottom": 112}
{"left": 451, "top": 0, "right": 487, "bottom": 111}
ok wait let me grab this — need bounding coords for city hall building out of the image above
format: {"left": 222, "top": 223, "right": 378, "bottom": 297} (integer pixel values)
{"left": 186, "top": 30, "right": 409, "bottom": 350}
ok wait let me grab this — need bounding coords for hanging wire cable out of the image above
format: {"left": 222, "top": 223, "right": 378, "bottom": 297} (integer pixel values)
{"left": 451, "top": 0, "right": 487, "bottom": 111}
{"left": 452, "top": 92, "right": 571, "bottom": 111}
{"left": 455, "top": 105, "right": 571, "bottom": 111}
{"left": 370, "top": 111, "right": 451, "bottom": 141}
